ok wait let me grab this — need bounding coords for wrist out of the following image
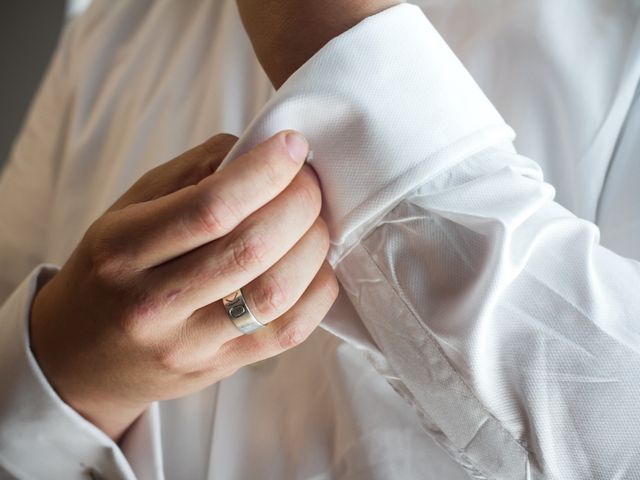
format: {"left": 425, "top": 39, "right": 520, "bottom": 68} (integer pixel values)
{"left": 30, "top": 271, "right": 146, "bottom": 441}
{"left": 237, "top": 0, "right": 403, "bottom": 88}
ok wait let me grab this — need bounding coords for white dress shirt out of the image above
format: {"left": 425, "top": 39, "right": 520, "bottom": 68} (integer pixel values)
{"left": 1, "top": 1, "right": 639, "bottom": 479}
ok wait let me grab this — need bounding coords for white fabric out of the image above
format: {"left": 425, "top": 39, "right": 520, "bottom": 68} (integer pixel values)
{"left": 1, "top": 1, "right": 639, "bottom": 479}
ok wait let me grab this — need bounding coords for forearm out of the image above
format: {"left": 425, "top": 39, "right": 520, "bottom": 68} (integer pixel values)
{"left": 237, "top": 0, "right": 402, "bottom": 88}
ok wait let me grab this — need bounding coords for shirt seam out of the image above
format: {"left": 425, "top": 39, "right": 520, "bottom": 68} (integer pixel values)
{"left": 358, "top": 239, "right": 532, "bottom": 470}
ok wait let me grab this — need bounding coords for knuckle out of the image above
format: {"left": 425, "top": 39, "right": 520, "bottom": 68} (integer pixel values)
{"left": 86, "top": 218, "right": 127, "bottom": 282}
{"left": 193, "top": 190, "right": 239, "bottom": 236}
{"left": 116, "top": 313, "right": 148, "bottom": 344}
{"left": 117, "top": 292, "right": 158, "bottom": 341}
{"left": 155, "top": 343, "right": 188, "bottom": 373}
{"left": 230, "top": 232, "right": 269, "bottom": 272}
{"left": 276, "top": 320, "right": 312, "bottom": 351}
{"left": 251, "top": 275, "right": 288, "bottom": 318}
{"left": 91, "top": 250, "right": 122, "bottom": 283}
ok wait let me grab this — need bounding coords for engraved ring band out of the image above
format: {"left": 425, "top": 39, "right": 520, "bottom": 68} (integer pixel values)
{"left": 222, "top": 289, "right": 265, "bottom": 334}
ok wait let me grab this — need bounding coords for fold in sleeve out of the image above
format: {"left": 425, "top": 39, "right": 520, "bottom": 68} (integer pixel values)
{"left": 222, "top": 4, "right": 640, "bottom": 479}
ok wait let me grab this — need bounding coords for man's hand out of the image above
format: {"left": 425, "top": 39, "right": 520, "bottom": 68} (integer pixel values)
{"left": 30, "top": 131, "right": 339, "bottom": 441}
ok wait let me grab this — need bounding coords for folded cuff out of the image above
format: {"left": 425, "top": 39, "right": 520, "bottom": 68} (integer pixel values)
{"left": 220, "top": 3, "right": 514, "bottom": 263}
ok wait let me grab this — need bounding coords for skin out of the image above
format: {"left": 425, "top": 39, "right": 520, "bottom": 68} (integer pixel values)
{"left": 30, "top": 0, "right": 403, "bottom": 442}
{"left": 31, "top": 131, "right": 338, "bottom": 441}
{"left": 237, "top": 0, "right": 403, "bottom": 88}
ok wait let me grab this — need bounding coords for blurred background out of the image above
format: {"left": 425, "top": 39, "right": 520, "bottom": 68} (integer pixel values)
{"left": 0, "top": 0, "right": 92, "bottom": 169}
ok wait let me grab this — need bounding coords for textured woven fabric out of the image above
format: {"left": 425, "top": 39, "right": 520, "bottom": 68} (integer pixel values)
{"left": 224, "top": 7, "right": 640, "bottom": 476}
{"left": 1, "top": 1, "right": 640, "bottom": 479}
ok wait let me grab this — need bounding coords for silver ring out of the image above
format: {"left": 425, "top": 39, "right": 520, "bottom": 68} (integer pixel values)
{"left": 222, "top": 289, "right": 264, "bottom": 334}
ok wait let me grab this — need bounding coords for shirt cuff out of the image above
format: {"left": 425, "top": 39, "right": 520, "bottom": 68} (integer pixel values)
{"left": 220, "top": 3, "right": 515, "bottom": 264}
{"left": 0, "top": 266, "right": 140, "bottom": 479}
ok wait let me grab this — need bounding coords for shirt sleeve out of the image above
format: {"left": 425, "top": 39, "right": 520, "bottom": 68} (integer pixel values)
{"left": 0, "top": 16, "right": 162, "bottom": 480}
{"left": 222, "top": 4, "right": 640, "bottom": 479}
{"left": 0, "top": 266, "right": 141, "bottom": 480}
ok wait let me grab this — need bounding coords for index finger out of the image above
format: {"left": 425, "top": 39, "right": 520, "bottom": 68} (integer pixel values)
{"left": 105, "top": 130, "right": 311, "bottom": 270}
{"left": 109, "top": 133, "right": 238, "bottom": 211}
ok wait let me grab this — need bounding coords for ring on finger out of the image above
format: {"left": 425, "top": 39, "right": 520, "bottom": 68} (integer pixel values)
{"left": 222, "top": 289, "right": 264, "bottom": 334}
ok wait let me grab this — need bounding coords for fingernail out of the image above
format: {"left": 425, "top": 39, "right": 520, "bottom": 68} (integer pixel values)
{"left": 285, "top": 131, "right": 308, "bottom": 163}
